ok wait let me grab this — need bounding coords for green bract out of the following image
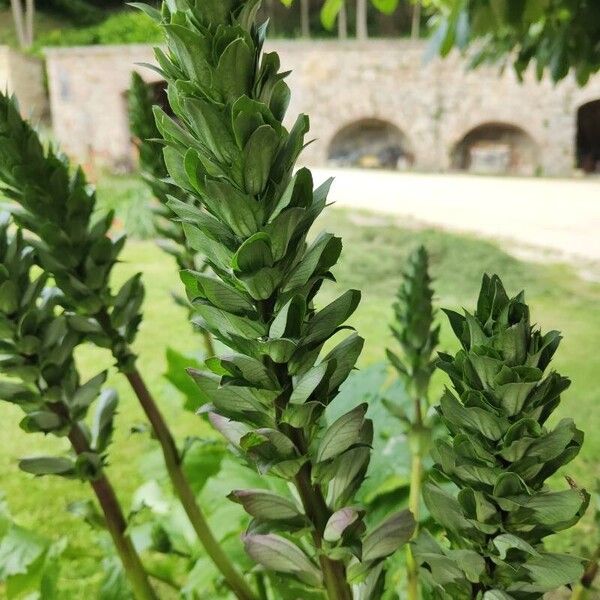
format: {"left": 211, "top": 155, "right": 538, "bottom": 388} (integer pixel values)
{"left": 0, "top": 216, "right": 114, "bottom": 473}
{"left": 0, "top": 216, "right": 158, "bottom": 599}
{"left": 0, "top": 91, "right": 253, "bottom": 600}
{"left": 149, "top": 0, "right": 414, "bottom": 596}
{"left": 129, "top": 71, "right": 197, "bottom": 273}
{"left": 387, "top": 245, "right": 440, "bottom": 406}
{"left": 386, "top": 245, "right": 440, "bottom": 600}
{"left": 128, "top": 72, "right": 215, "bottom": 355}
{"left": 416, "top": 274, "right": 589, "bottom": 599}
{"left": 0, "top": 94, "right": 143, "bottom": 371}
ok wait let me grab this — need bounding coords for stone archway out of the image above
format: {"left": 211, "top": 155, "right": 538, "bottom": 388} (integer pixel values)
{"left": 451, "top": 122, "right": 538, "bottom": 176}
{"left": 328, "top": 119, "right": 414, "bottom": 170}
{"left": 576, "top": 99, "right": 600, "bottom": 174}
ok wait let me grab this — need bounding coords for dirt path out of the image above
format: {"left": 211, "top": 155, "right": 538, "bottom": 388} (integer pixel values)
{"left": 312, "top": 168, "right": 600, "bottom": 263}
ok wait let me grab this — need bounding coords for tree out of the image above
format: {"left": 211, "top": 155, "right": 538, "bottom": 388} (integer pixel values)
{"left": 317, "top": 0, "right": 599, "bottom": 83}
{"left": 10, "top": 0, "right": 35, "bottom": 48}
{"left": 300, "top": 0, "right": 310, "bottom": 36}
{"left": 427, "top": 0, "right": 600, "bottom": 84}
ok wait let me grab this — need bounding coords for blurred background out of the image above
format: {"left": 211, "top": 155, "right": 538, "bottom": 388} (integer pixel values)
{"left": 0, "top": 0, "right": 599, "bottom": 597}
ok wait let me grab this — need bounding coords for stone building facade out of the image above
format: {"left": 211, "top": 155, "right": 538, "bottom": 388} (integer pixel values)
{"left": 44, "top": 40, "right": 600, "bottom": 176}
{"left": 0, "top": 45, "right": 48, "bottom": 122}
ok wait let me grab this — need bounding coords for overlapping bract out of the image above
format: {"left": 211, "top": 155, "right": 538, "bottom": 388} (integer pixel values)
{"left": 0, "top": 217, "right": 117, "bottom": 481}
{"left": 128, "top": 71, "right": 198, "bottom": 272}
{"left": 387, "top": 245, "right": 440, "bottom": 404}
{"left": 0, "top": 94, "right": 143, "bottom": 371}
{"left": 149, "top": 0, "right": 414, "bottom": 594}
{"left": 416, "top": 274, "right": 588, "bottom": 599}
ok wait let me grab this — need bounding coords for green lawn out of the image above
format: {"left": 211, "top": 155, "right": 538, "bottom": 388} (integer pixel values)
{"left": 1, "top": 179, "right": 599, "bottom": 597}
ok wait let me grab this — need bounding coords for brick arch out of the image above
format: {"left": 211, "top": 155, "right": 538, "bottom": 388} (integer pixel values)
{"left": 326, "top": 118, "right": 415, "bottom": 170}
{"left": 450, "top": 121, "right": 540, "bottom": 176}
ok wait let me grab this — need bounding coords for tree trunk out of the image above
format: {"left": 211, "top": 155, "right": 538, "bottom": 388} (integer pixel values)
{"left": 300, "top": 0, "right": 310, "bottom": 37}
{"left": 10, "top": 0, "right": 34, "bottom": 48}
{"left": 356, "top": 0, "right": 368, "bottom": 40}
{"left": 338, "top": 0, "right": 348, "bottom": 40}
{"left": 25, "top": 0, "right": 34, "bottom": 47}
{"left": 411, "top": 1, "right": 421, "bottom": 40}
{"left": 10, "top": 0, "right": 27, "bottom": 48}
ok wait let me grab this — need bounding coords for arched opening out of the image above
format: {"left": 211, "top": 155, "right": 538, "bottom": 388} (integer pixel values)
{"left": 147, "top": 80, "right": 171, "bottom": 115}
{"left": 328, "top": 119, "right": 414, "bottom": 170}
{"left": 451, "top": 122, "right": 538, "bottom": 176}
{"left": 576, "top": 100, "right": 600, "bottom": 174}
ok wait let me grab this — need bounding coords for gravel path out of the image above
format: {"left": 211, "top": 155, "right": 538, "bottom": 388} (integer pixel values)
{"left": 312, "top": 168, "right": 600, "bottom": 263}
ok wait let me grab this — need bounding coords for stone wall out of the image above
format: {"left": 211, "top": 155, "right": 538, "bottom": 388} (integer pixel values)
{"left": 44, "top": 41, "right": 600, "bottom": 176}
{"left": 0, "top": 46, "right": 48, "bottom": 122}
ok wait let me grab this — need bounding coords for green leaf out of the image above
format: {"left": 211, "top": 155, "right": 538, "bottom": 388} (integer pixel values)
{"left": 243, "top": 124, "right": 280, "bottom": 195}
{"left": 0, "top": 524, "right": 45, "bottom": 579}
{"left": 422, "top": 482, "right": 473, "bottom": 535}
{"left": 228, "top": 489, "right": 302, "bottom": 521}
{"left": 362, "top": 509, "right": 415, "bottom": 561}
{"left": 304, "top": 289, "right": 361, "bottom": 345}
{"left": 324, "top": 507, "right": 361, "bottom": 542}
{"left": 320, "top": 0, "right": 344, "bottom": 29}
{"left": 317, "top": 404, "right": 369, "bottom": 462}
{"left": 243, "top": 534, "right": 322, "bottom": 587}
{"left": 182, "top": 439, "right": 226, "bottom": 494}
{"left": 91, "top": 389, "right": 119, "bottom": 453}
{"left": 216, "top": 38, "right": 254, "bottom": 103}
{"left": 71, "top": 371, "right": 107, "bottom": 415}
{"left": 18, "top": 456, "right": 75, "bottom": 477}
{"left": 523, "top": 552, "right": 584, "bottom": 590}
{"left": 164, "top": 347, "right": 204, "bottom": 412}
{"left": 233, "top": 233, "right": 274, "bottom": 273}
{"left": 290, "top": 362, "right": 328, "bottom": 404}
{"left": 371, "top": 0, "right": 399, "bottom": 15}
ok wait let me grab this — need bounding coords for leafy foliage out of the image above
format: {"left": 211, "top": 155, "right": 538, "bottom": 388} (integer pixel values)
{"left": 36, "top": 11, "right": 163, "bottom": 48}
{"left": 0, "top": 93, "right": 143, "bottom": 371}
{"left": 0, "top": 216, "right": 117, "bottom": 480}
{"left": 128, "top": 72, "right": 215, "bottom": 352}
{"left": 387, "top": 245, "right": 439, "bottom": 414}
{"left": 147, "top": 0, "right": 414, "bottom": 596}
{"left": 424, "top": 0, "right": 600, "bottom": 84}
{"left": 415, "top": 274, "right": 589, "bottom": 598}
{"left": 0, "top": 494, "right": 66, "bottom": 599}
{"left": 385, "top": 245, "right": 440, "bottom": 599}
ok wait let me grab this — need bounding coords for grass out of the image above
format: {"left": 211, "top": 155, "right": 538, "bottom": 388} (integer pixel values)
{"left": 1, "top": 174, "right": 599, "bottom": 597}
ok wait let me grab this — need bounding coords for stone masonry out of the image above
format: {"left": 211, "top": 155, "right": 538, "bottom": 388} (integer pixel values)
{"left": 43, "top": 40, "right": 600, "bottom": 176}
{"left": 0, "top": 45, "right": 48, "bottom": 122}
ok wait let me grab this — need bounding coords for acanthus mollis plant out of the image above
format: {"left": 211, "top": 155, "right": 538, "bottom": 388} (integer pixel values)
{"left": 385, "top": 245, "right": 440, "bottom": 600}
{"left": 146, "top": 0, "right": 415, "bottom": 597}
{"left": 0, "top": 93, "right": 255, "bottom": 600}
{"left": 0, "top": 217, "right": 157, "bottom": 599}
{"left": 128, "top": 71, "right": 215, "bottom": 356}
{"left": 415, "top": 274, "right": 589, "bottom": 599}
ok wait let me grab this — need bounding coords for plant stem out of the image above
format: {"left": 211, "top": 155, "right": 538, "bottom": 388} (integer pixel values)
{"left": 67, "top": 425, "right": 157, "bottom": 600}
{"left": 289, "top": 430, "right": 353, "bottom": 600}
{"left": 406, "top": 395, "right": 424, "bottom": 600}
{"left": 94, "top": 309, "right": 255, "bottom": 600}
{"left": 570, "top": 586, "right": 588, "bottom": 600}
{"left": 201, "top": 329, "right": 215, "bottom": 357}
{"left": 406, "top": 450, "right": 422, "bottom": 600}
{"left": 570, "top": 546, "right": 600, "bottom": 600}
{"left": 125, "top": 369, "right": 256, "bottom": 600}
